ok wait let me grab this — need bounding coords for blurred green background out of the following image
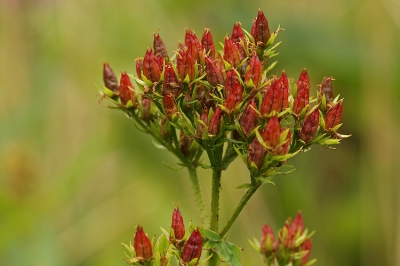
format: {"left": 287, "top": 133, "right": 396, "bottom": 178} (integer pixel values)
{"left": 1, "top": 0, "right": 399, "bottom": 265}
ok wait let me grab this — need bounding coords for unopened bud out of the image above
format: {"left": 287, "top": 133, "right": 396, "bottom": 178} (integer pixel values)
{"left": 260, "top": 225, "right": 275, "bottom": 255}
{"left": 153, "top": 33, "right": 169, "bottom": 60}
{"left": 223, "top": 37, "right": 241, "bottom": 68}
{"left": 141, "top": 98, "right": 152, "bottom": 123}
{"left": 224, "top": 69, "right": 238, "bottom": 96}
{"left": 143, "top": 48, "right": 161, "bottom": 83}
{"left": 318, "top": 76, "right": 334, "bottom": 104}
{"left": 205, "top": 56, "right": 224, "bottom": 87}
{"left": 170, "top": 207, "right": 185, "bottom": 241}
{"left": 135, "top": 58, "right": 143, "bottom": 79}
{"left": 325, "top": 101, "right": 343, "bottom": 131}
{"left": 244, "top": 53, "right": 262, "bottom": 88}
{"left": 251, "top": 9, "right": 271, "bottom": 47}
{"left": 292, "top": 82, "right": 310, "bottom": 116}
{"left": 231, "top": 22, "right": 245, "bottom": 43}
{"left": 103, "top": 62, "right": 119, "bottom": 93}
{"left": 262, "top": 116, "right": 280, "bottom": 150}
{"left": 134, "top": 226, "right": 153, "bottom": 260}
{"left": 280, "top": 223, "right": 295, "bottom": 250}
{"left": 163, "top": 64, "right": 181, "bottom": 98}
{"left": 208, "top": 107, "right": 223, "bottom": 135}
{"left": 179, "top": 132, "right": 193, "bottom": 157}
{"left": 163, "top": 93, "right": 178, "bottom": 121}
{"left": 296, "top": 68, "right": 310, "bottom": 89}
{"left": 299, "top": 108, "right": 320, "bottom": 143}
{"left": 181, "top": 228, "right": 202, "bottom": 264}
{"left": 224, "top": 78, "right": 243, "bottom": 113}
{"left": 291, "top": 211, "right": 304, "bottom": 235}
{"left": 240, "top": 99, "right": 258, "bottom": 136}
{"left": 185, "top": 29, "right": 204, "bottom": 64}
{"left": 177, "top": 48, "right": 195, "bottom": 83}
{"left": 201, "top": 28, "right": 215, "bottom": 58}
{"left": 196, "top": 108, "right": 209, "bottom": 138}
{"left": 300, "top": 238, "right": 312, "bottom": 265}
{"left": 247, "top": 133, "right": 267, "bottom": 169}
{"left": 119, "top": 72, "right": 136, "bottom": 107}
{"left": 276, "top": 128, "right": 291, "bottom": 156}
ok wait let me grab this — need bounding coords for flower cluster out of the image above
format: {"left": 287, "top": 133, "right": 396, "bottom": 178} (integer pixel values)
{"left": 250, "top": 212, "right": 315, "bottom": 266}
{"left": 123, "top": 207, "right": 204, "bottom": 266}
{"left": 100, "top": 9, "right": 347, "bottom": 181}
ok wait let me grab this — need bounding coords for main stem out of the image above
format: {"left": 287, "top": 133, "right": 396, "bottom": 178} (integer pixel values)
{"left": 210, "top": 167, "right": 222, "bottom": 232}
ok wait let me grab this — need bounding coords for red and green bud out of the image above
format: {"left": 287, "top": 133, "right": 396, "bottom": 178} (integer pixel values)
{"left": 181, "top": 228, "right": 203, "bottom": 264}
{"left": 325, "top": 100, "right": 343, "bottom": 131}
{"left": 180, "top": 132, "right": 193, "bottom": 157}
{"left": 244, "top": 53, "right": 262, "bottom": 88}
{"left": 260, "top": 225, "right": 275, "bottom": 255}
{"left": 319, "top": 76, "right": 334, "bottom": 104}
{"left": 247, "top": 132, "right": 267, "bottom": 168}
{"left": 223, "top": 37, "right": 241, "bottom": 68}
{"left": 177, "top": 48, "right": 195, "bottom": 83}
{"left": 208, "top": 107, "right": 223, "bottom": 135}
{"left": 119, "top": 72, "right": 136, "bottom": 106}
{"left": 224, "top": 69, "right": 238, "bottom": 96}
{"left": 299, "top": 108, "right": 320, "bottom": 143}
{"left": 163, "top": 93, "right": 178, "bottom": 121}
{"left": 153, "top": 33, "right": 169, "bottom": 60}
{"left": 296, "top": 68, "right": 310, "bottom": 90}
{"left": 280, "top": 223, "right": 296, "bottom": 250}
{"left": 231, "top": 22, "right": 245, "bottom": 43}
{"left": 292, "top": 82, "right": 310, "bottom": 116}
{"left": 300, "top": 238, "right": 312, "bottom": 265}
{"left": 185, "top": 29, "right": 204, "bottom": 64}
{"left": 201, "top": 28, "right": 215, "bottom": 58}
{"left": 170, "top": 207, "right": 185, "bottom": 242}
{"left": 251, "top": 9, "right": 271, "bottom": 47}
{"left": 276, "top": 128, "right": 291, "bottom": 156}
{"left": 135, "top": 57, "right": 143, "bottom": 79}
{"left": 224, "top": 79, "right": 243, "bottom": 113}
{"left": 262, "top": 116, "right": 281, "bottom": 150}
{"left": 163, "top": 64, "right": 181, "bottom": 98}
{"left": 291, "top": 211, "right": 304, "bottom": 235}
{"left": 240, "top": 99, "right": 258, "bottom": 136}
{"left": 103, "top": 62, "right": 119, "bottom": 93}
{"left": 205, "top": 56, "right": 224, "bottom": 87}
{"left": 196, "top": 108, "right": 209, "bottom": 138}
{"left": 143, "top": 48, "right": 161, "bottom": 83}
{"left": 141, "top": 98, "right": 152, "bottom": 123}
{"left": 134, "top": 226, "right": 153, "bottom": 260}
{"left": 260, "top": 79, "right": 286, "bottom": 117}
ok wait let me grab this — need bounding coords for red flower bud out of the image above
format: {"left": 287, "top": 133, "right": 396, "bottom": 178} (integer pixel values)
{"left": 154, "top": 54, "right": 164, "bottom": 69}
{"left": 103, "top": 62, "right": 119, "bottom": 93}
{"left": 299, "top": 108, "right": 320, "bottom": 143}
{"left": 205, "top": 56, "right": 224, "bottom": 87}
{"left": 244, "top": 53, "right": 262, "bottom": 88}
{"left": 251, "top": 9, "right": 271, "bottom": 47}
{"left": 279, "top": 71, "right": 289, "bottom": 109}
{"left": 260, "top": 72, "right": 289, "bottom": 116}
{"left": 201, "top": 28, "right": 215, "bottom": 59}
{"left": 134, "top": 226, "right": 153, "bottom": 260}
{"left": 325, "top": 101, "right": 343, "bottom": 131}
{"left": 181, "top": 228, "right": 202, "bottom": 264}
{"left": 223, "top": 37, "right": 241, "bottom": 68}
{"left": 196, "top": 108, "right": 209, "bottom": 138}
{"left": 280, "top": 223, "right": 295, "bottom": 250}
{"left": 247, "top": 133, "right": 267, "bottom": 168}
{"left": 185, "top": 29, "right": 204, "bottom": 64}
{"left": 163, "top": 64, "right": 181, "bottom": 98}
{"left": 141, "top": 98, "right": 152, "bottom": 122}
{"left": 163, "top": 93, "right": 178, "bottom": 121}
{"left": 224, "top": 69, "right": 238, "bottom": 96}
{"left": 296, "top": 68, "right": 310, "bottom": 90}
{"left": 300, "top": 238, "right": 312, "bottom": 265}
{"left": 240, "top": 99, "right": 258, "bottom": 136}
{"left": 224, "top": 78, "right": 243, "bottom": 113}
{"left": 170, "top": 207, "right": 185, "bottom": 241}
{"left": 153, "top": 33, "right": 169, "bottom": 60}
{"left": 319, "top": 76, "right": 334, "bottom": 103}
{"left": 208, "top": 107, "right": 223, "bottom": 135}
{"left": 177, "top": 48, "right": 195, "bottom": 82}
{"left": 180, "top": 132, "right": 193, "bottom": 157}
{"left": 143, "top": 48, "right": 161, "bottom": 83}
{"left": 262, "top": 116, "right": 280, "bottom": 150}
{"left": 135, "top": 58, "right": 143, "bottom": 79}
{"left": 231, "top": 22, "right": 245, "bottom": 44}
{"left": 260, "top": 225, "right": 275, "bottom": 255}
{"left": 292, "top": 82, "right": 310, "bottom": 116}
{"left": 277, "top": 128, "right": 291, "bottom": 156}
{"left": 119, "top": 72, "right": 136, "bottom": 106}
{"left": 291, "top": 211, "right": 304, "bottom": 235}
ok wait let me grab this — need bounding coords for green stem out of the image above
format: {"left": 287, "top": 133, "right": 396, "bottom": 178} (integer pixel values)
{"left": 219, "top": 182, "right": 261, "bottom": 237}
{"left": 187, "top": 165, "right": 209, "bottom": 227}
{"left": 210, "top": 167, "right": 222, "bottom": 232}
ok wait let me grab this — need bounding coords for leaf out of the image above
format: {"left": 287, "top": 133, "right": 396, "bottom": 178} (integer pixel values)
{"left": 234, "top": 183, "right": 253, "bottom": 189}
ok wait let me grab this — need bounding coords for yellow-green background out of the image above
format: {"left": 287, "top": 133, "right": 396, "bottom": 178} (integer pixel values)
{"left": 1, "top": 0, "right": 399, "bottom": 265}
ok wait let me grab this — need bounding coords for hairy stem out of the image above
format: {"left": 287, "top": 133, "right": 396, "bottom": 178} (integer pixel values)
{"left": 187, "top": 166, "right": 209, "bottom": 227}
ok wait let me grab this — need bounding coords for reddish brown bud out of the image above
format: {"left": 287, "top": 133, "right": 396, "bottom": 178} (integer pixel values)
{"left": 208, "top": 107, "right": 223, "bottom": 135}
{"left": 279, "top": 71, "right": 289, "bottom": 109}
{"left": 119, "top": 72, "right": 136, "bottom": 106}
{"left": 135, "top": 58, "right": 143, "bottom": 79}
{"left": 154, "top": 54, "right": 165, "bottom": 69}
{"left": 205, "top": 56, "right": 224, "bottom": 87}
{"left": 231, "top": 22, "right": 245, "bottom": 43}
{"left": 299, "top": 108, "right": 320, "bottom": 143}
{"left": 134, "top": 226, "right": 153, "bottom": 260}
{"left": 291, "top": 211, "right": 304, "bottom": 234}
{"left": 319, "top": 76, "right": 334, "bottom": 103}
{"left": 240, "top": 99, "right": 258, "bottom": 136}
{"left": 260, "top": 225, "right": 275, "bottom": 255}
{"left": 292, "top": 82, "right": 310, "bottom": 116}
{"left": 223, "top": 37, "right": 241, "bottom": 68}
{"left": 325, "top": 101, "right": 343, "bottom": 131}
{"left": 262, "top": 116, "right": 280, "bottom": 150}
{"left": 153, "top": 33, "right": 169, "bottom": 59}
{"left": 251, "top": 9, "right": 271, "bottom": 47}
{"left": 277, "top": 128, "right": 291, "bottom": 156}
{"left": 301, "top": 238, "right": 312, "bottom": 265}
{"left": 244, "top": 53, "right": 262, "bottom": 88}
{"left": 170, "top": 207, "right": 185, "bottom": 241}
{"left": 141, "top": 98, "right": 152, "bottom": 122}
{"left": 247, "top": 134, "right": 267, "bottom": 169}
{"left": 185, "top": 29, "right": 204, "bottom": 64}
{"left": 224, "top": 78, "right": 243, "bottom": 113}
{"left": 103, "top": 62, "right": 119, "bottom": 93}
{"left": 181, "top": 228, "right": 202, "bottom": 264}
{"left": 177, "top": 48, "right": 195, "bottom": 82}
{"left": 224, "top": 69, "right": 238, "bottom": 96}
{"left": 180, "top": 132, "right": 193, "bottom": 157}
{"left": 163, "top": 64, "right": 181, "bottom": 98}
{"left": 201, "top": 28, "right": 215, "bottom": 58}
{"left": 143, "top": 48, "right": 161, "bottom": 83}
{"left": 196, "top": 108, "right": 209, "bottom": 138}
{"left": 296, "top": 68, "right": 310, "bottom": 89}
{"left": 163, "top": 93, "right": 178, "bottom": 121}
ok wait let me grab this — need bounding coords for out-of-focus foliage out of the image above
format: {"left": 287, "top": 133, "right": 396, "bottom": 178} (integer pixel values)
{"left": 0, "top": 0, "right": 399, "bottom": 265}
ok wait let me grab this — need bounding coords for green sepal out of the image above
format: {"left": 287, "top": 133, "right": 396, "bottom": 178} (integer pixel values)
{"left": 248, "top": 237, "right": 261, "bottom": 252}
{"left": 102, "top": 86, "right": 115, "bottom": 97}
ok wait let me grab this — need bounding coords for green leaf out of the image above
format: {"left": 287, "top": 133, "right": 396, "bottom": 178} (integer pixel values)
{"left": 234, "top": 183, "right": 253, "bottom": 189}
